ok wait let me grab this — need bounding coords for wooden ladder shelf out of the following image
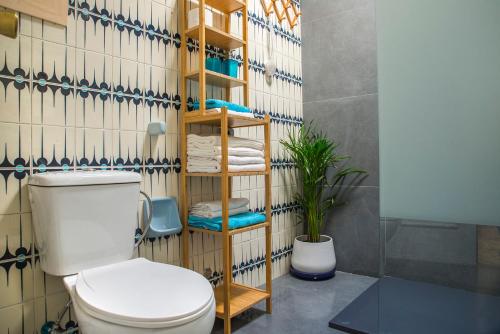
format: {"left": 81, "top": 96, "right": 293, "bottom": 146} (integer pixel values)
{"left": 180, "top": 1, "right": 272, "bottom": 333}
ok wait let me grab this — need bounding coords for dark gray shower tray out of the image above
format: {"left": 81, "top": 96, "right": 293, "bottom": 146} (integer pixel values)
{"left": 329, "top": 276, "right": 500, "bottom": 334}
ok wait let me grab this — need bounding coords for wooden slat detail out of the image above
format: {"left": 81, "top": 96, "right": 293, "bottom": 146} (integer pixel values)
{"left": 205, "top": 0, "right": 245, "bottom": 13}
{"left": 214, "top": 284, "right": 270, "bottom": 318}
{"left": 186, "top": 171, "right": 268, "bottom": 177}
{"left": 186, "top": 25, "right": 244, "bottom": 50}
{"left": 184, "top": 113, "right": 266, "bottom": 128}
{"left": 188, "top": 221, "right": 270, "bottom": 236}
{"left": 186, "top": 70, "right": 246, "bottom": 88}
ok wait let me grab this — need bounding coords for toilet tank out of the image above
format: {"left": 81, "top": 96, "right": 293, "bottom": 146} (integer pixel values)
{"left": 29, "top": 171, "right": 142, "bottom": 276}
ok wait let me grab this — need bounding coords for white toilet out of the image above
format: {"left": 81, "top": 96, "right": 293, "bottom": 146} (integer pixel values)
{"left": 29, "top": 171, "right": 215, "bottom": 334}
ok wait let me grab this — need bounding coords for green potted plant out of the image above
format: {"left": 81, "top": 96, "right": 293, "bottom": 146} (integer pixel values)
{"left": 281, "top": 124, "right": 366, "bottom": 280}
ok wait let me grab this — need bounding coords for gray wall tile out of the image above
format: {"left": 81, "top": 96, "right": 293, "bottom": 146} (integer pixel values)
{"left": 304, "top": 94, "right": 379, "bottom": 187}
{"left": 301, "top": 0, "right": 374, "bottom": 23}
{"left": 302, "top": 2, "right": 377, "bottom": 102}
{"left": 302, "top": 0, "right": 380, "bottom": 277}
{"left": 323, "top": 186, "right": 380, "bottom": 276}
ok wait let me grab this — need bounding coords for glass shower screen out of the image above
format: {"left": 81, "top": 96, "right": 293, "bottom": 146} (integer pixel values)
{"left": 378, "top": 0, "right": 500, "bottom": 226}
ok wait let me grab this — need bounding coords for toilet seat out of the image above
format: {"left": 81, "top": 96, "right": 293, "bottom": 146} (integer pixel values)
{"left": 74, "top": 258, "right": 214, "bottom": 329}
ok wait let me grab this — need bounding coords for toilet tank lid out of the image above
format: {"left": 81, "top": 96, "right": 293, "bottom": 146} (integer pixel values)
{"left": 29, "top": 171, "right": 141, "bottom": 187}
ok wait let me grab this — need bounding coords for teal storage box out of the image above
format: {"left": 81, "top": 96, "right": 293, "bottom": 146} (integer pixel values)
{"left": 223, "top": 59, "right": 238, "bottom": 78}
{"left": 205, "top": 57, "right": 222, "bottom": 73}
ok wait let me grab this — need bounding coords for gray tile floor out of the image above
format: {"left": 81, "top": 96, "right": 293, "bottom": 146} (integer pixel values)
{"left": 211, "top": 272, "right": 377, "bottom": 334}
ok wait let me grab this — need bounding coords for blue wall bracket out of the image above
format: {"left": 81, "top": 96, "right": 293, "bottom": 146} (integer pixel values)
{"left": 143, "top": 197, "right": 182, "bottom": 238}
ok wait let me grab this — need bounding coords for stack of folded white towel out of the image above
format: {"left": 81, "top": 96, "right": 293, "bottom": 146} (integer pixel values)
{"left": 204, "top": 108, "right": 255, "bottom": 119}
{"left": 190, "top": 198, "right": 249, "bottom": 218}
{"left": 187, "top": 134, "right": 266, "bottom": 173}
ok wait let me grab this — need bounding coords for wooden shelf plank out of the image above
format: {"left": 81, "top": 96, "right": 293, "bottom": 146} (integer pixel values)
{"left": 186, "top": 25, "right": 244, "bottom": 50}
{"left": 205, "top": 0, "right": 245, "bottom": 13}
{"left": 186, "top": 70, "right": 246, "bottom": 88}
{"left": 188, "top": 221, "right": 270, "bottom": 236}
{"left": 214, "top": 284, "right": 270, "bottom": 318}
{"left": 184, "top": 112, "right": 267, "bottom": 128}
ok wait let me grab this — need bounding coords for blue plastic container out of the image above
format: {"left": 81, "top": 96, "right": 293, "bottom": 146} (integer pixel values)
{"left": 205, "top": 57, "right": 222, "bottom": 73}
{"left": 143, "top": 197, "right": 182, "bottom": 238}
{"left": 223, "top": 59, "right": 238, "bottom": 78}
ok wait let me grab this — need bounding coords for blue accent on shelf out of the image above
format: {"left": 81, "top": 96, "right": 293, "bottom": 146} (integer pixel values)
{"left": 206, "top": 57, "right": 222, "bottom": 73}
{"left": 193, "top": 99, "right": 251, "bottom": 113}
{"left": 223, "top": 59, "right": 239, "bottom": 78}
{"left": 188, "top": 212, "right": 266, "bottom": 231}
{"left": 143, "top": 197, "right": 182, "bottom": 238}
{"left": 329, "top": 276, "right": 500, "bottom": 334}
{"left": 290, "top": 265, "right": 336, "bottom": 281}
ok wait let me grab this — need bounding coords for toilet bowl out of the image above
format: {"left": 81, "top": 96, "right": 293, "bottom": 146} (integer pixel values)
{"left": 28, "top": 171, "right": 216, "bottom": 333}
{"left": 63, "top": 258, "right": 215, "bottom": 334}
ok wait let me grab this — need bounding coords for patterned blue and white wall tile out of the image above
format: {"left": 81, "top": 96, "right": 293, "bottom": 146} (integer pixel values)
{"left": 0, "top": 123, "right": 31, "bottom": 215}
{"left": 0, "top": 0, "right": 302, "bottom": 332}
{"left": 76, "top": 2, "right": 113, "bottom": 55}
{"left": 0, "top": 34, "right": 31, "bottom": 124}
{"left": 0, "top": 300, "right": 36, "bottom": 334}
{"left": 75, "top": 49, "right": 113, "bottom": 129}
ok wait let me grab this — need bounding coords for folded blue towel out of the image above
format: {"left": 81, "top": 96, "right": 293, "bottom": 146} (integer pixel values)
{"left": 193, "top": 99, "right": 251, "bottom": 114}
{"left": 188, "top": 212, "right": 266, "bottom": 231}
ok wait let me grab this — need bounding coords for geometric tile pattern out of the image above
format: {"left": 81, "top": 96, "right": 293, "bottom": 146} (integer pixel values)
{"left": 0, "top": 0, "right": 302, "bottom": 331}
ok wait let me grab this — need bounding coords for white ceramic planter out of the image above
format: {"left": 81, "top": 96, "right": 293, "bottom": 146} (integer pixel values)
{"left": 291, "top": 235, "right": 336, "bottom": 276}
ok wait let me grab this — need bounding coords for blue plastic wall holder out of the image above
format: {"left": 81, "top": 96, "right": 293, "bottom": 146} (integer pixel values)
{"left": 143, "top": 197, "right": 182, "bottom": 238}
{"left": 147, "top": 121, "right": 166, "bottom": 135}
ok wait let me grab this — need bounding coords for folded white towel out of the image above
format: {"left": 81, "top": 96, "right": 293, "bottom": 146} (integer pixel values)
{"left": 216, "top": 155, "right": 265, "bottom": 165}
{"left": 187, "top": 134, "right": 216, "bottom": 143}
{"left": 204, "top": 108, "right": 255, "bottom": 119}
{"left": 188, "top": 147, "right": 264, "bottom": 158}
{"left": 187, "top": 164, "right": 266, "bottom": 173}
{"left": 187, "top": 156, "right": 218, "bottom": 167}
{"left": 187, "top": 141, "right": 216, "bottom": 151}
{"left": 187, "top": 148, "right": 216, "bottom": 158}
{"left": 189, "top": 156, "right": 265, "bottom": 166}
{"left": 187, "top": 134, "right": 264, "bottom": 151}
{"left": 190, "top": 206, "right": 249, "bottom": 218}
{"left": 187, "top": 166, "right": 220, "bottom": 173}
{"left": 227, "top": 164, "right": 266, "bottom": 172}
{"left": 223, "top": 137, "right": 264, "bottom": 151}
{"left": 191, "top": 198, "right": 249, "bottom": 212}
{"left": 215, "top": 147, "right": 264, "bottom": 157}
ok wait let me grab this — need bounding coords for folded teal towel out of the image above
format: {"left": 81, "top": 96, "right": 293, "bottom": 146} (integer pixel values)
{"left": 193, "top": 99, "right": 251, "bottom": 113}
{"left": 188, "top": 212, "right": 266, "bottom": 231}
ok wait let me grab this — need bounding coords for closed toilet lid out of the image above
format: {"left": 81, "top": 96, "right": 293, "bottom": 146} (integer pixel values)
{"left": 74, "top": 258, "right": 214, "bottom": 328}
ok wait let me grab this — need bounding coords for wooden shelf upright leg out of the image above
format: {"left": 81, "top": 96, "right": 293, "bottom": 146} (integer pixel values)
{"left": 221, "top": 108, "right": 231, "bottom": 334}
{"left": 224, "top": 11, "right": 232, "bottom": 104}
{"left": 225, "top": 10, "right": 233, "bottom": 290}
{"left": 242, "top": 3, "right": 249, "bottom": 106}
{"left": 181, "top": 120, "right": 189, "bottom": 269}
{"left": 198, "top": 0, "right": 206, "bottom": 115}
{"left": 264, "top": 115, "right": 273, "bottom": 314}
{"left": 180, "top": 0, "right": 189, "bottom": 269}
